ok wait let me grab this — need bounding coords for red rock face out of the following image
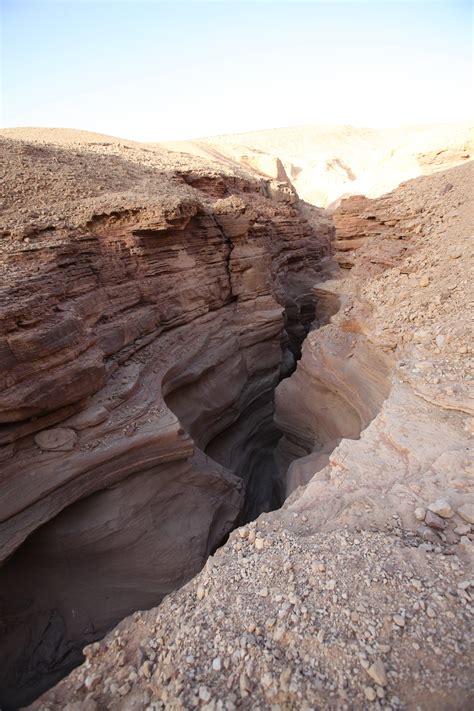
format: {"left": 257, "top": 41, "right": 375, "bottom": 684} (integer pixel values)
{"left": 331, "top": 194, "right": 386, "bottom": 268}
{"left": 331, "top": 186, "right": 424, "bottom": 271}
{"left": 0, "top": 141, "right": 333, "bottom": 706}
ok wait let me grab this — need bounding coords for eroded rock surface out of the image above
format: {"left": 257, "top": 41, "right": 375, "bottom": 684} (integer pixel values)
{"left": 26, "top": 153, "right": 474, "bottom": 711}
{"left": 0, "top": 128, "right": 472, "bottom": 710}
{"left": 164, "top": 123, "right": 474, "bottom": 207}
{"left": 0, "top": 130, "right": 333, "bottom": 707}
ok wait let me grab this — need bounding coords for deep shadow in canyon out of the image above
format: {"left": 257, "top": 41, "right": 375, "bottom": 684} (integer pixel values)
{"left": 0, "top": 281, "right": 391, "bottom": 711}
{"left": 0, "top": 140, "right": 389, "bottom": 710}
{"left": 0, "top": 295, "right": 321, "bottom": 710}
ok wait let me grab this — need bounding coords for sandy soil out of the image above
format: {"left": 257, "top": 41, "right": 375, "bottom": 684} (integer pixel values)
{"left": 162, "top": 122, "right": 474, "bottom": 206}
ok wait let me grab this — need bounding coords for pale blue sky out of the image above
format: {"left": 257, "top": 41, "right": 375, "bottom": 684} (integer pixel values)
{"left": 1, "top": 0, "right": 472, "bottom": 140}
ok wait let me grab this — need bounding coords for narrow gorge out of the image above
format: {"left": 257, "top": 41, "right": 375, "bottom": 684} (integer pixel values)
{"left": 1, "top": 131, "right": 472, "bottom": 711}
{"left": 0, "top": 143, "right": 347, "bottom": 709}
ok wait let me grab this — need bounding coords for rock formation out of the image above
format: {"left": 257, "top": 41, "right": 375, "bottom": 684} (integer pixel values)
{"left": 0, "top": 130, "right": 333, "bottom": 707}
{"left": 0, "top": 127, "right": 472, "bottom": 710}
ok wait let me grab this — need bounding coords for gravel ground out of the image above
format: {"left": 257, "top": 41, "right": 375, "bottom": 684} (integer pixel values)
{"left": 29, "top": 516, "right": 473, "bottom": 710}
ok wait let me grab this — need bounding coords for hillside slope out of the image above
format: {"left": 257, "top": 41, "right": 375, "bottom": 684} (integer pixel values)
{"left": 163, "top": 122, "right": 473, "bottom": 206}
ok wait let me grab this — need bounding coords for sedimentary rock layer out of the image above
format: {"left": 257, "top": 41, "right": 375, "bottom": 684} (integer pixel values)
{"left": 276, "top": 316, "right": 392, "bottom": 495}
{"left": 28, "top": 159, "right": 474, "bottom": 711}
{"left": 2, "top": 129, "right": 473, "bottom": 710}
{"left": 0, "top": 134, "right": 332, "bottom": 706}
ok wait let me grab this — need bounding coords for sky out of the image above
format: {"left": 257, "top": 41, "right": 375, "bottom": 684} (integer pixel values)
{"left": 0, "top": 0, "right": 472, "bottom": 141}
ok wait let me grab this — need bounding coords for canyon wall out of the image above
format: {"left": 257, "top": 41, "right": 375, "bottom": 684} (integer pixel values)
{"left": 1, "top": 130, "right": 472, "bottom": 710}
{"left": 275, "top": 313, "right": 392, "bottom": 495}
{"left": 277, "top": 161, "right": 473, "bottom": 534}
{"left": 0, "top": 135, "right": 333, "bottom": 707}
{"left": 29, "top": 159, "right": 474, "bottom": 711}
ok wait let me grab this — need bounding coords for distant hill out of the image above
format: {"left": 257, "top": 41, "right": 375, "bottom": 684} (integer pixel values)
{"left": 162, "top": 122, "right": 473, "bottom": 206}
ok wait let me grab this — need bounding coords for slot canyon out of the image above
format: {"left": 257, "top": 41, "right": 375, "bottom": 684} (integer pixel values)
{"left": 0, "top": 128, "right": 472, "bottom": 710}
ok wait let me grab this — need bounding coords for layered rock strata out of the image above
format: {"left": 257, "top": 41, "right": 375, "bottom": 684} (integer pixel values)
{"left": 0, "top": 134, "right": 332, "bottom": 707}
{"left": 29, "top": 159, "right": 474, "bottom": 711}
{"left": 281, "top": 161, "right": 473, "bottom": 531}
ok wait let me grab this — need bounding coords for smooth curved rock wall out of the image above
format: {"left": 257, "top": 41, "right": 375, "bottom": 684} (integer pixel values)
{"left": 275, "top": 288, "right": 392, "bottom": 496}
{"left": 0, "top": 160, "right": 332, "bottom": 707}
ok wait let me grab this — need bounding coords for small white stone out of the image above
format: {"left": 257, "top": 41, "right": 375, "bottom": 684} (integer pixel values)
{"left": 84, "top": 675, "right": 97, "bottom": 691}
{"left": 367, "top": 659, "right": 388, "bottom": 687}
{"left": 199, "top": 686, "right": 211, "bottom": 702}
{"left": 118, "top": 683, "right": 131, "bottom": 696}
{"left": 414, "top": 507, "right": 426, "bottom": 521}
{"left": 364, "top": 686, "right": 377, "bottom": 701}
{"left": 458, "top": 503, "right": 474, "bottom": 524}
{"left": 140, "top": 661, "right": 153, "bottom": 679}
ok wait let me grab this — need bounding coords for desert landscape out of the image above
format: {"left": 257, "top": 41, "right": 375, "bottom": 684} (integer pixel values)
{"left": 1, "top": 0, "right": 473, "bottom": 709}
{"left": 0, "top": 120, "right": 472, "bottom": 710}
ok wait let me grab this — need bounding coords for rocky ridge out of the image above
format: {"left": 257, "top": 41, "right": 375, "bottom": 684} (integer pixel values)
{"left": 163, "top": 123, "right": 474, "bottom": 207}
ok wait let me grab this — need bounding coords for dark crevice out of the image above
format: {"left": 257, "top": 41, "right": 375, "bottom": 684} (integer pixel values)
{"left": 168, "top": 295, "right": 320, "bottom": 526}
{"left": 0, "top": 292, "right": 322, "bottom": 710}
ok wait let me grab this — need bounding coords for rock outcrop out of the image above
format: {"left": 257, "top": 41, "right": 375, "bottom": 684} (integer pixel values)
{"left": 0, "top": 128, "right": 472, "bottom": 711}
{"left": 26, "top": 154, "right": 473, "bottom": 711}
{"left": 0, "top": 131, "right": 332, "bottom": 707}
{"left": 282, "top": 162, "right": 473, "bottom": 530}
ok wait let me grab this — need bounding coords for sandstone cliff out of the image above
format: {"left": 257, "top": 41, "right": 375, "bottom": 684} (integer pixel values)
{"left": 0, "top": 129, "right": 332, "bottom": 707}
{"left": 0, "top": 128, "right": 472, "bottom": 711}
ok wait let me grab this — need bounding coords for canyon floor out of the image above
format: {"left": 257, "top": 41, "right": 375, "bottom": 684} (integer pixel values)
{"left": 0, "top": 125, "right": 473, "bottom": 710}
